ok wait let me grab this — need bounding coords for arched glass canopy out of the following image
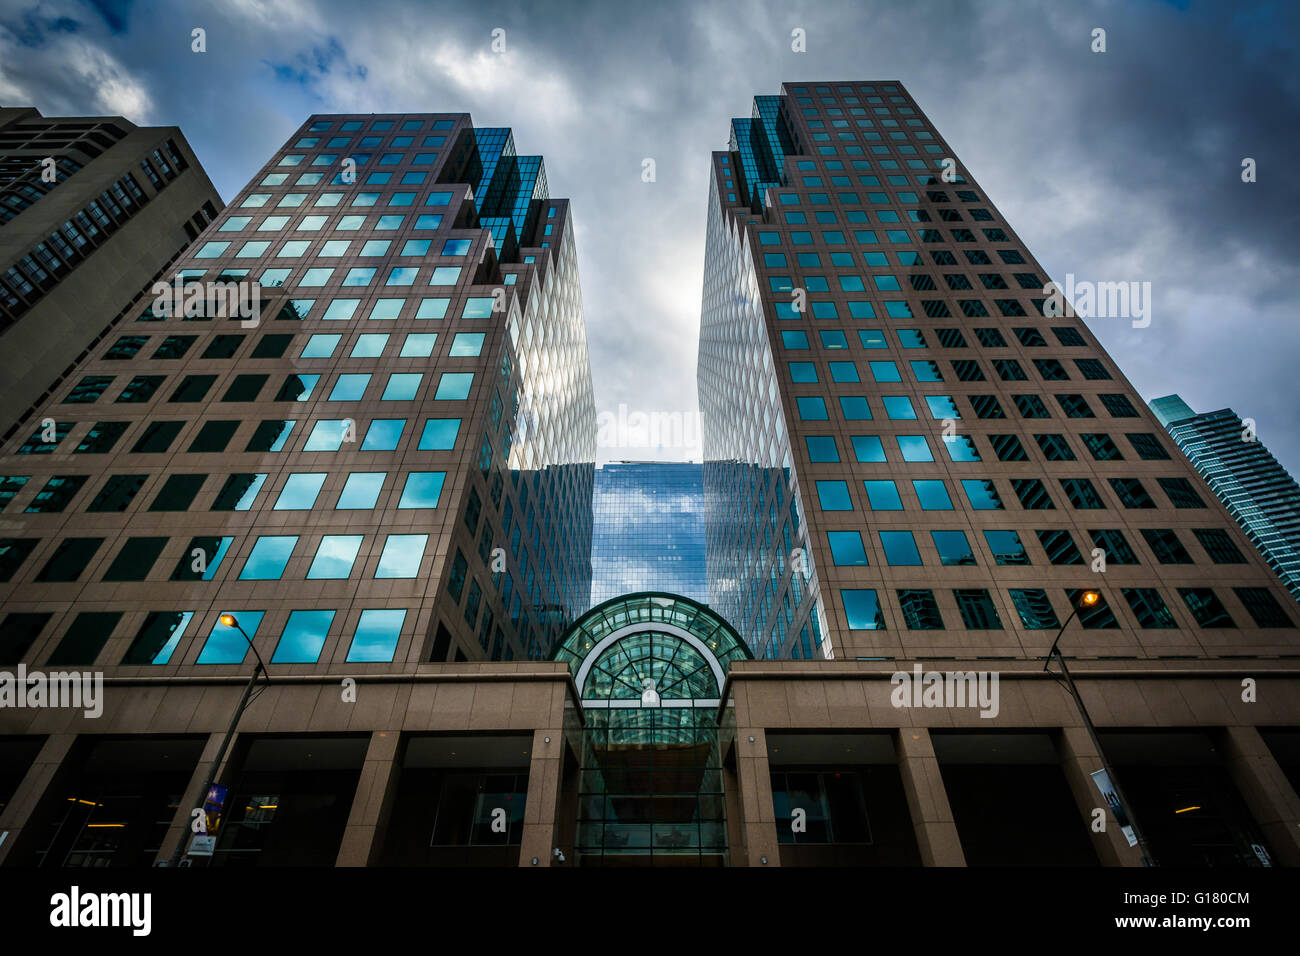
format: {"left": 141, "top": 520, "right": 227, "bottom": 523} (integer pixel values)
{"left": 551, "top": 593, "right": 751, "bottom": 707}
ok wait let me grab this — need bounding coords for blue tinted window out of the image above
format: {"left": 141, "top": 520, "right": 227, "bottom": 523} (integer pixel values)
{"left": 944, "top": 435, "right": 982, "bottom": 462}
{"left": 346, "top": 608, "right": 406, "bottom": 662}
{"left": 857, "top": 329, "right": 887, "bottom": 349}
{"left": 932, "top": 530, "right": 976, "bottom": 566}
{"left": 461, "top": 297, "right": 495, "bottom": 318}
{"left": 274, "top": 473, "right": 326, "bottom": 509}
{"left": 925, "top": 395, "right": 960, "bottom": 419}
{"left": 198, "top": 611, "right": 266, "bottom": 663}
{"left": 862, "top": 480, "right": 903, "bottom": 510}
{"left": 398, "top": 472, "right": 446, "bottom": 508}
{"left": 368, "top": 298, "right": 405, "bottom": 320}
{"left": 306, "top": 535, "right": 363, "bottom": 579}
{"left": 362, "top": 418, "right": 406, "bottom": 450}
{"left": 913, "top": 479, "right": 953, "bottom": 510}
{"left": 879, "top": 530, "right": 922, "bottom": 565}
{"left": 435, "top": 372, "right": 474, "bottom": 400}
{"left": 829, "top": 361, "right": 860, "bottom": 382}
{"left": 337, "top": 472, "right": 385, "bottom": 510}
{"left": 381, "top": 373, "right": 422, "bottom": 400}
{"left": 239, "top": 536, "right": 297, "bottom": 580}
{"left": 839, "top": 396, "right": 872, "bottom": 419}
{"left": 418, "top": 418, "right": 461, "bottom": 450}
{"left": 450, "top": 332, "right": 485, "bottom": 356}
{"left": 827, "top": 531, "right": 868, "bottom": 566}
{"left": 961, "top": 479, "right": 1004, "bottom": 510}
{"left": 328, "top": 373, "right": 370, "bottom": 401}
{"left": 984, "top": 530, "right": 1029, "bottom": 565}
{"left": 805, "top": 436, "right": 839, "bottom": 462}
{"left": 400, "top": 333, "right": 438, "bottom": 357}
{"left": 882, "top": 396, "right": 916, "bottom": 419}
{"left": 869, "top": 361, "right": 900, "bottom": 383}
{"left": 416, "top": 297, "right": 450, "bottom": 319}
{"left": 350, "top": 333, "right": 389, "bottom": 357}
{"left": 897, "top": 435, "right": 933, "bottom": 461}
{"left": 304, "top": 419, "right": 349, "bottom": 451}
{"left": 375, "top": 534, "right": 427, "bottom": 578}
{"left": 788, "top": 362, "right": 817, "bottom": 383}
{"left": 271, "top": 610, "right": 335, "bottom": 663}
{"left": 850, "top": 435, "right": 887, "bottom": 462}
{"left": 322, "top": 299, "right": 359, "bottom": 320}
{"left": 841, "top": 590, "right": 884, "bottom": 630}
{"left": 816, "top": 480, "right": 853, "bottom": 511}
{"left": 797, "top": 396, "right": 828, "bottom": 420}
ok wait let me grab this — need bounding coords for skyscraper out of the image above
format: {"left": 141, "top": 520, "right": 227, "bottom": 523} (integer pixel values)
{"left": 0, "top": 107, "right": 222, "bottom": 433}
{"left": 692, "top": 82, "right": 1300, "bottom": 867}
{"left": 699, "top": 81, "right": 1297, "bottom": 663}
{"left": 590, "top": 461, "right": 708, "bottom": 605}
{"left": 0, "top": 112, "right": 595, "bottom": 867}
{"left": 1151, "top": 394, "right": 1300, "bottom": 603}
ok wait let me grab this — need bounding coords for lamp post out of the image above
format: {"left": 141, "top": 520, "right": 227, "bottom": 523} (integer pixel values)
{"left": 165, "top": 614, "right": 269, "bottom": 867}
{"left": 1044, "top": 590, "right": 1156, "bottom": 867}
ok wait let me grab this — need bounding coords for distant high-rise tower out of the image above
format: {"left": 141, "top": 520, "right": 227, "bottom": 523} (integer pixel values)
{"left": 697, "top": 81, "right": 1297, "bottom": 662}
{"left": 590, "top": 461, "right": 708, "bottom": 606}
{"left": 1151, "top": 394, "right": 1300, "bottom": 603}
{"left": 0, "top": 107, "right": 222, "bottom": 433}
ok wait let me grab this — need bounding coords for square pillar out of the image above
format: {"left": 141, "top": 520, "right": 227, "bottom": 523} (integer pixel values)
{"left": 896, "top": 728, "right": 966, "bottom": 866}
{"left": 1055, "top": 726, "right": 1144, "bottom": 866}
{"left": 335, "top": 730, "right": 403, "bottom": 867}
{"left": 519, "top": 728, "right": 564, "bottom": 867}
{"left": 154, "top": 731, "right": 234, "bottom": 865}
{"left": 0, "top": 733, "right": 76, "bottom": 866}
{"left": 722, "top": 759, "right": 747, "bottom": 867}
{"left": 1221, "top": 725, "right": 1300, "bottom": 867}
{"left": 736, "top": 728, "right": 780, "bottom": 867}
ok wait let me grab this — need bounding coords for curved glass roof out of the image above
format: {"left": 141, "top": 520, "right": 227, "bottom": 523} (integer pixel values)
{"left": 551, "top": 592, "right": 751, "bottom": 704}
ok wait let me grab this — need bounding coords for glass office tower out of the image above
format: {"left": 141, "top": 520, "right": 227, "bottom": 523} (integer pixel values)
{"left": 1151, "top": 395, "right": 1300, "bottom": 603}
{"left": 0, "top": 111, "right": 596, "bottom": 868}
{"left": 590, "top": 461, "right": 708, "bottom": 606}
{"left": 698, "top": 82, "right": 1297, "bottom": 662}
{"left": 0, "top": 110, "right": 596, "bottom": 678}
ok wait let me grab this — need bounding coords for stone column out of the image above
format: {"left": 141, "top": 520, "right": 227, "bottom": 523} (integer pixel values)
{"left": 735, "top": 727, "right": 780, "bottom": 867}
{"left": 154, "top": 731, "right": 232, "bottom": 865}
{"left": 722, "top": 758, "right": 747, "bottom": 867}
{"left": 0, "top": 733, "right": 76, "bottom": 866}
{"left": 335, "top": 730, "right": 403, "bottom": 866}
{"left": 1055, "top": 726, "right": 1143, "bottom": 866}
{"left": 519, "top": 728, "right": 564, "bottom": 867}
{"left": 1221, "top": 725, "right": 1300, "bottom": 867}
{"left": 896, "top": 728, "right": 966, "bottom": 866}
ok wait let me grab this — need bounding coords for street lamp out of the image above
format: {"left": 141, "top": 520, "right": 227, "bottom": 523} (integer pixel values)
{"left": 164, "top": 613, "right": 270, "bottom": 867}
{"left": 1044, "top": 590, "right": 1156, "bottom": 866}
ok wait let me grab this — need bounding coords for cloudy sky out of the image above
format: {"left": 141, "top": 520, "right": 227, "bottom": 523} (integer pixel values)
{"left": 2, "top": 0, "right": 1297, "bottom": 472}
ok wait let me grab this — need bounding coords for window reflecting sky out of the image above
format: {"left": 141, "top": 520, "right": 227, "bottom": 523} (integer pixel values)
{"left": 590, "top": 462, "right": 708, "bottom": 607}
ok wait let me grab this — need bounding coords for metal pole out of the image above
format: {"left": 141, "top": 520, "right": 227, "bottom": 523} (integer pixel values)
{"left": 165, "top": 621, "right": 266, "bottom": 867}
{"left": 1045, "top": 609, "right": 1156, "bottom": 867}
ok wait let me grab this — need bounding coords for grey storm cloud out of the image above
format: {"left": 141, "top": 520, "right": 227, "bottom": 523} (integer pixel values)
{"left": 2, "top": 0, "right": 1297, "bottom": 470}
